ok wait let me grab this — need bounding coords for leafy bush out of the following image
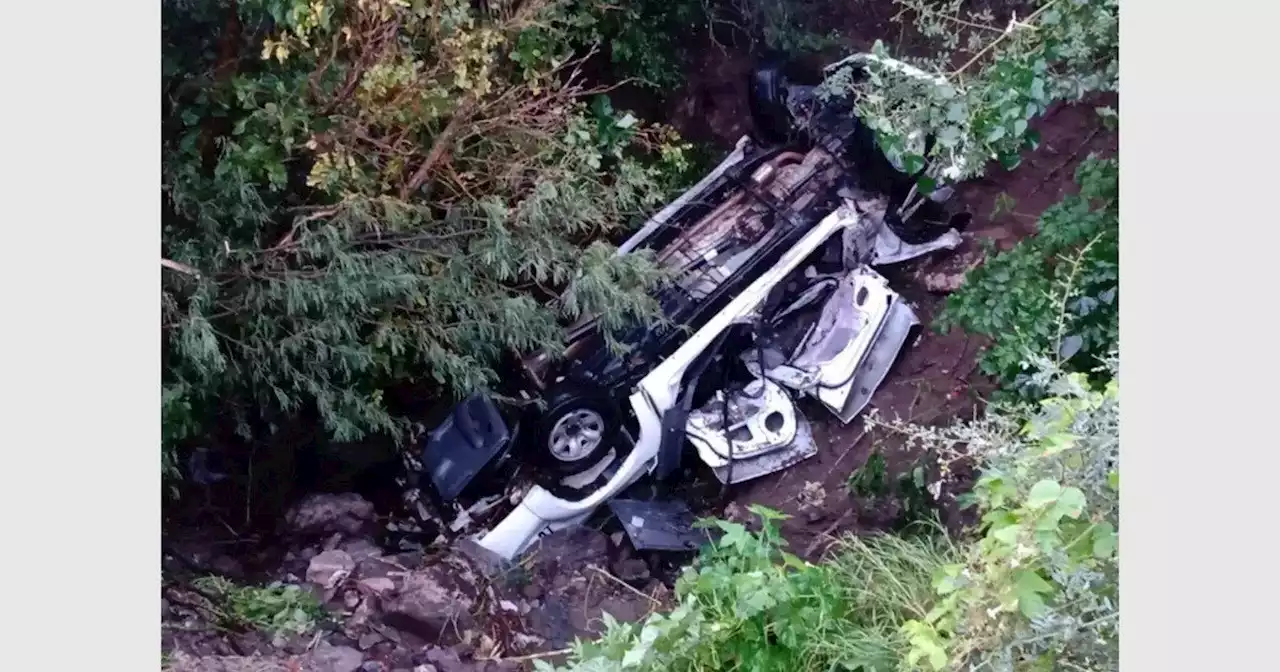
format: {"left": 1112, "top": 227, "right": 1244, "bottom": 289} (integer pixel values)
{"left": 586, "top": 0, "right": 705, "bottom": 92}
{"left": 192, "top": 576, "right": 325, "bottom": 636}
{"left": 848, "top": 452, "right": 941, "bottom": 533}
{"left": 819, "top": 0, "right": 1118, "bottom": 188}
{"left": 875, "top": 356, "right": 1119, "bottom": 671}
{"left": 718, "top": 0, "right": 845, "bottom": 54}
{"left": 162, "top": 0, "right": 694, "bottom": 471}
{"left": 542, "top": 505, "right": 955, "bottom": 672}
{"left": 936, "top": 156, "right": 1118, "bottom": 393}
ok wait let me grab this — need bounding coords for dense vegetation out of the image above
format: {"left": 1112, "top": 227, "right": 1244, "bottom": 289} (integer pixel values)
{"left": 937, "top": 156, "right": 1118, "bottom": 396}
{"left": 163, "top": 0, "right": 1120, "bottom": 670}
{"left": 161, "top": 0, "right": 708, "bottom": 485}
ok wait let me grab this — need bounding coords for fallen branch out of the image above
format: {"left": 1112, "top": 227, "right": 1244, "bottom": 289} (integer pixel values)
{"left": 587, "top": 565, "right": 662, "bottom": 605}
{"left": 400, "top": 102, "right": 474, "bottom": 200}
{"left": 497, "top": 647, "right": 573, "bottom": 663}
{"left": 161, "top": 258, "right": 202, "bottom": 277}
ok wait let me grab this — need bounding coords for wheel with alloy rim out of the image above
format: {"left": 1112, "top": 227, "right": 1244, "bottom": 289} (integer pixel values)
{"left": 535, "top": 391, "right": 619, "bottom": 475}
{"left": 548, "top": 409, "right": 605, "bottom": 463}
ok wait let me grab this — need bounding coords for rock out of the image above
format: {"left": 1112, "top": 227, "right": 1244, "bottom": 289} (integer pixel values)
{"left": 524, "top": 527, "right": 610, "bottom": 584}
{"left": 357, "top": 577, "right": 397, "bottom": 597}
{"left": 612, "top": 558, "right": 651, "bottom": 582}
{"left": 451, "top": 539, "right": 508, "bottom": 579}
{"left": 356, "top": 555, "right": 404, "bottom": 581}
{"left": 413, "top": 666, "right": 439, "bottom": 672}
{"left": 382, "top": 567, "right": 476, "bottom": 640}
{"left": 341, "top": 538, "right": 385, "bottom": 562}
{"left": 360, "top": 662, "right": 385, "bottom": 672}
{"left": 278, "top": 633, "right": 315, "bottom": 655}
{"left": 393, "top": 551, "right": 425, "bottom": 569}
{"left": 210, "top": 555, "right": 246, "bottom": 578}
{"left": 312, "top": 642, "right": 365, "bottom": 672}
{"left": 343, "top": 598, "right": 377, "bottom": 636}
{"left": 327, "top": 634, "right": 360, "bottom": 650}
{"left": 307, "top": 550, "right": 356, "bottom": 589}
{"left": 286, "top": 493, "right": 378, "bottom": 538}
{"left": 166, "top": 653, "right": 297, "bottom": 672}
{"left": 357, "top": 632, "right": 384, "bottom": 651}
{"left": 167, "top": 649, "right": 366, "bottom": 672}
{"left": 921, "top": 243, "right": 984, "bottom": 294}
{"left": 420, "top": 648, "right": 466, "bottom": 672}
{"left": 923, "top": 270, "right": 967, "bottom": 293}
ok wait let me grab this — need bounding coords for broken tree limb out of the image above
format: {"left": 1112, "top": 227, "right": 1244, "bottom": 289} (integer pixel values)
{"left": 161, "top": 258, "right": 201, "bottom": 277}
{"left": 399, "top": 101, "right": 475, "bottom": 200}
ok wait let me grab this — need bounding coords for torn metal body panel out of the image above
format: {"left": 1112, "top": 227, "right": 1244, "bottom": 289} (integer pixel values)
{"left": 608, "top": 499, "right": 713, "bottom": 552}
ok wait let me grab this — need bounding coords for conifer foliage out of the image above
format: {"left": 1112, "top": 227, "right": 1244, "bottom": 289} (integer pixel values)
{"left": 161, "top": 0, "right": 690, "bottom": 475}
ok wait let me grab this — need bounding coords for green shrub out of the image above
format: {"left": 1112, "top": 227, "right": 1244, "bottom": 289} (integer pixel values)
{"left": 879, "top": 356, "right": 1119, "bottom": 671}
{"left": 192, "top": 576, "right": 325, "bottom": 636}
{"left": 161, "top": 0, "right": 695, "bottom": 475}
{"left": 543, "top": 504, "right": 954, "bottom": 672}
{"left": 819, "top": 0, "right": 1117, "bottom": 188}
{"left": 936, "top": 156, "right": 1118, "bottom": 394}
{"left": 848, "top": 452, "right": 942, "bottom": 533}
{"left": 588, "top": 0, "right": 705, "bottom": 92}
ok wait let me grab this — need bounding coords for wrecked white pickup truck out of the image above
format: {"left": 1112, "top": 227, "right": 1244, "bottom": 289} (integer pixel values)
{"left": 399, "top": 53, "right": 971, "bottom": 561}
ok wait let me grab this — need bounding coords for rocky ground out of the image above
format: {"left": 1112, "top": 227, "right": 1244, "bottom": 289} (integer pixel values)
{"left": 164, "top": 493, "right": 677, "bottom": 672}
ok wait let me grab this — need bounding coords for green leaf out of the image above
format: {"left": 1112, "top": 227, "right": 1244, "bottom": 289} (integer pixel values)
{"left": 747, "top": 503, "right": 789, "bottom": 521}
{"left": 997, "top": 152, "right": 1023, "bottom": 170}
{"left": 991, "top": 522, "right": 1022, "bottom": 545}
{"left": 901, "top": 153, "right": 927, "bottom": 175}
{"left": 1041, "top": 431, "right": 1078, "bottom": 455}
{"left": 1026, "top": 480, "right": 1063, "bottom": 508}
{"left": 1018, "top": 590, "right": 1047, "bottom": 619}
{"left": 1092, "top": 522, "right": 1118, "bottom": 558}
{"left": 937, "top": 125, "right": 962, "bottom": 148}
{"left": 1055, "top": 487, "right": 1087, "bottom": 518}
{"left": 714, "top": 521, "right": 750, "bottom": 549}
{"left": 1014, "top": 569, "right": 1055, "bottom": 618}
{"left": 1030, "top": 78, "right": 1046, "bottom": 102}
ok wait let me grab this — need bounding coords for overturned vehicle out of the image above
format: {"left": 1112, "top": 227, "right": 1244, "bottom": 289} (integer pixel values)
{"left": 401, "top": 54, "right": 971, "bottom": 561}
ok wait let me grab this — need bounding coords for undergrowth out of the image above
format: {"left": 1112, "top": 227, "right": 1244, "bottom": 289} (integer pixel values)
{"left": 542, "top": 504, "right": 956, "bottom": 672}
{"left": 847, "top": 452, "right": 940, "bottom": 533}
{"left": 191, "top": 576, "right": 325, "bottom": 637}
{"left": 936, "top": 156, "right": 1118, "bottom": 397}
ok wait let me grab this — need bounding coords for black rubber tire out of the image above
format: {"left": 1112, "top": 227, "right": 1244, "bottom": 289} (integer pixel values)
{"left": 533, "top": 389, "right": 621, "bottom": 476}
